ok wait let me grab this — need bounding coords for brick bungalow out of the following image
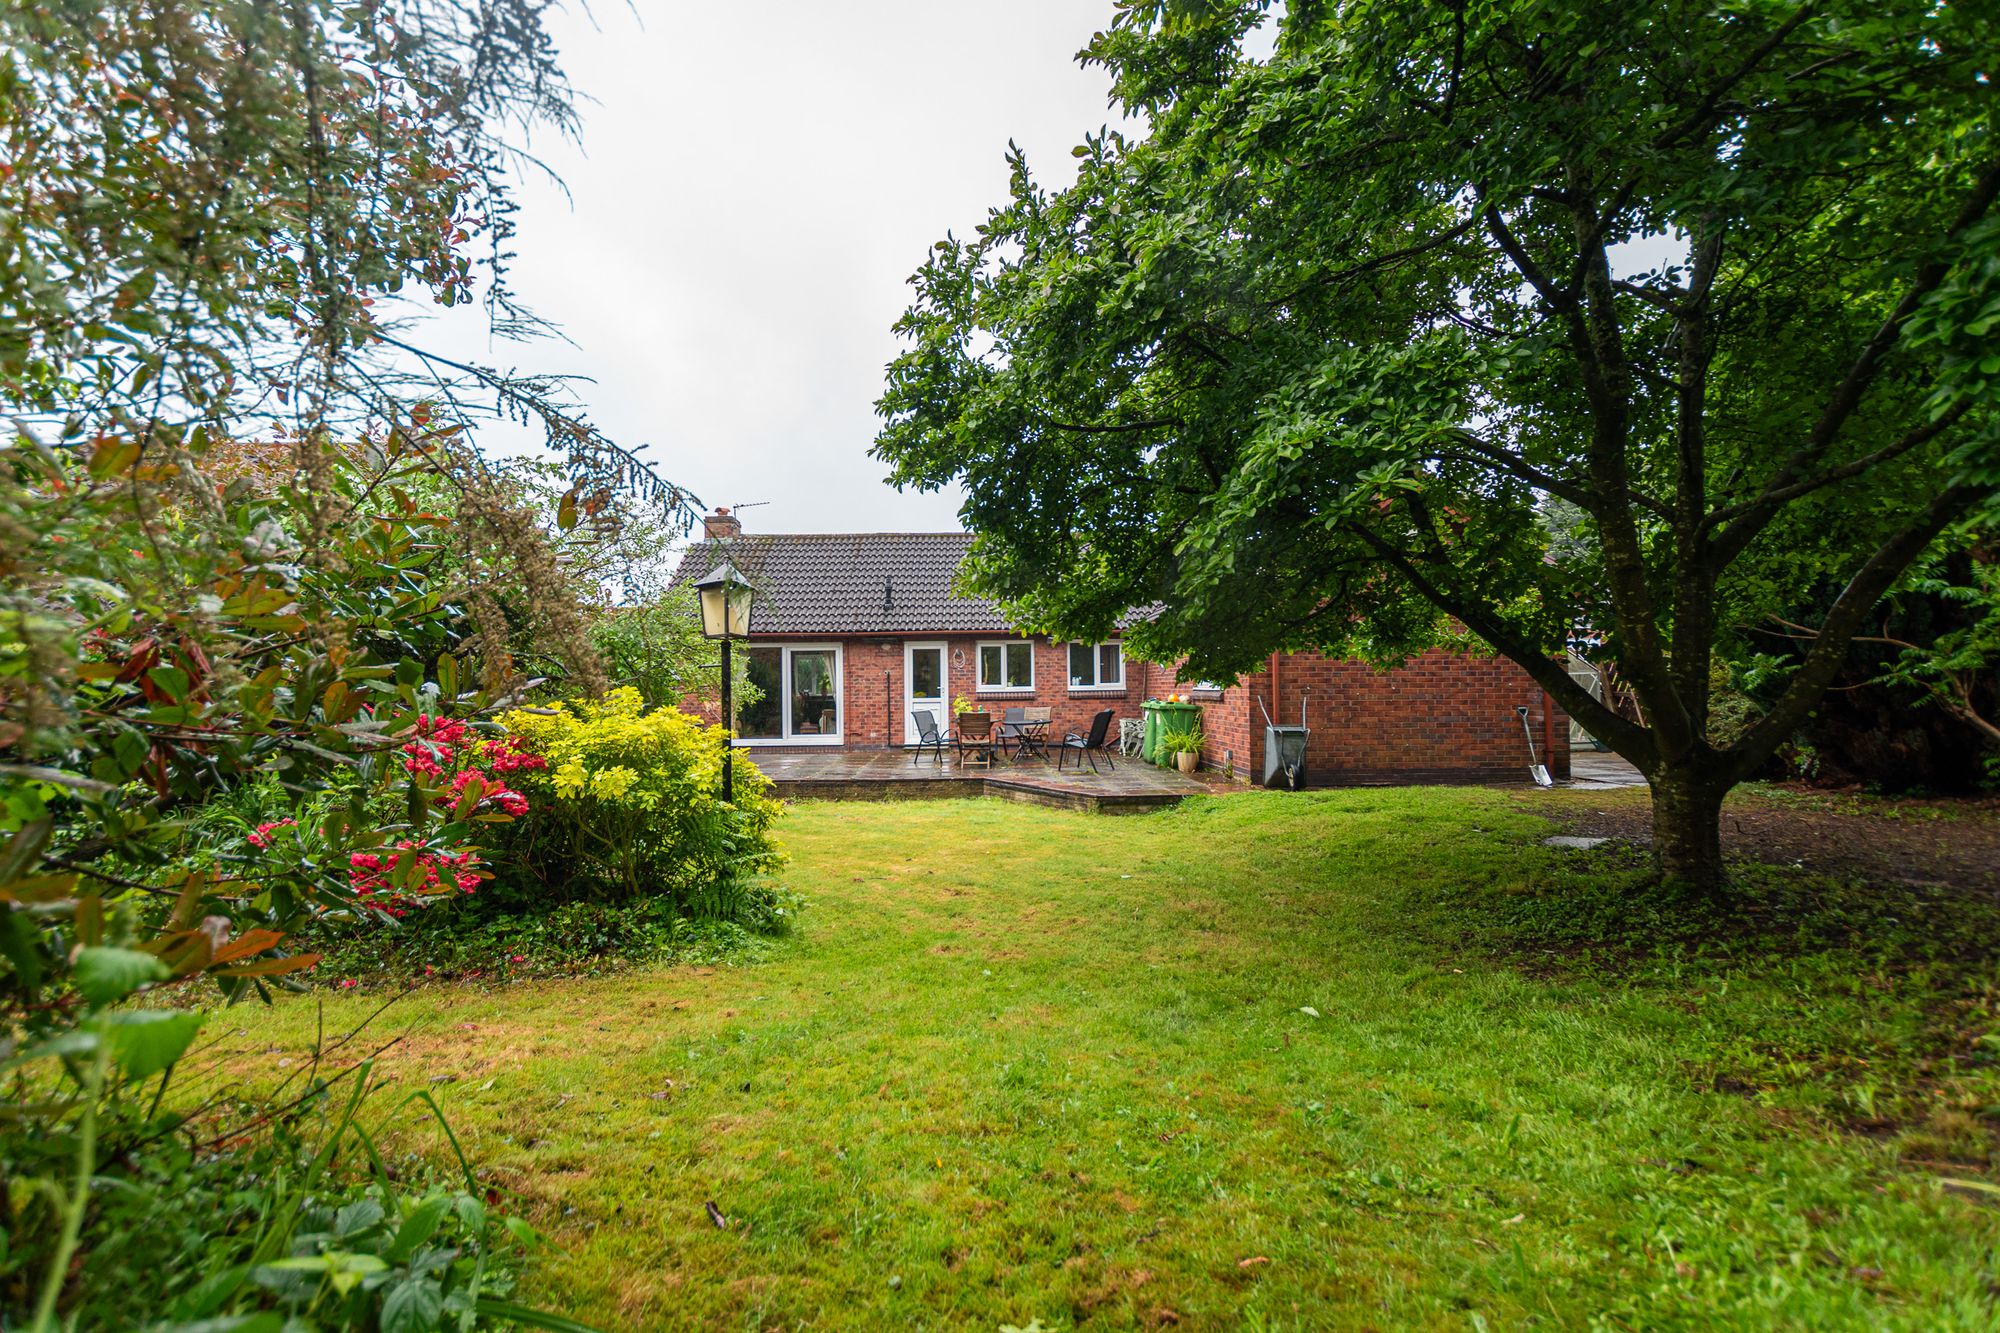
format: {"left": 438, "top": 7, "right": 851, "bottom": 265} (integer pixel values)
{"left": 670, "top": 508, "right": 1569, "bottom": 785}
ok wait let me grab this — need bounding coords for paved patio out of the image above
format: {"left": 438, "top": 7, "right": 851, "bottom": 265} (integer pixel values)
{"left": 746, "top": 748, "right": 1210, "bottom": 814}
{"left": 1567, "top": 750, "right": 1647, "bottom": 789}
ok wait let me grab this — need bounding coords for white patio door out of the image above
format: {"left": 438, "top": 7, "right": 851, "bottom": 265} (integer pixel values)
{"left": 903, "top": 642, "right": 947, "bottom": 745}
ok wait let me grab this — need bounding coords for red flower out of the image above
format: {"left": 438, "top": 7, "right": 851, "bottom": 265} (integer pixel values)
{"left": 443, "top": 769, "right": 528, "bottom": 817}
{"left": 348, "top": 841, "right": 485, "bottom": 907}
{"left": 248, "top": 818, "right": 297, "bottom": 849}
{"left": 401, "top": 712, "right": 471, "bottom": 778}
{"left": 480, "top": 736, "right": 547, "bottom": 774}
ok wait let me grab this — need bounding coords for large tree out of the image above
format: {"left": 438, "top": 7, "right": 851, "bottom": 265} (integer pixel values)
{"left": 874, "top": 0, "right": 2000, "bottom": 891}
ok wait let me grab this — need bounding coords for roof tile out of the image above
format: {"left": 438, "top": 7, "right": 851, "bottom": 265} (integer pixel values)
{"left": 669, "top": 533, "right": 1010, "bottom": 635}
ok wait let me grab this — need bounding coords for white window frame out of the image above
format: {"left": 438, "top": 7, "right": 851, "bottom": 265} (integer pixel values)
{"left": 976, "top": 639, "right": 1036, "bottom": 693}
{"left": 1067, "top": 640, "right": 1125, "bottom": 692}
{"left": 736, "top": 641, "right": 845, "bottom": 747}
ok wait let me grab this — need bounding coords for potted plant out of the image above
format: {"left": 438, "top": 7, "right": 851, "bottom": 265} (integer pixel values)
{"left": 1160, "top": 728, "right": 1204, "bottom": 774}
{"left": 951, "top": 694, "right": 988, "bottom": 727}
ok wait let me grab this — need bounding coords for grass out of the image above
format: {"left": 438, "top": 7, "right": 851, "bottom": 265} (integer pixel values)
{"left": 191, "top": 789, "right": 2000, "bottom": 1330}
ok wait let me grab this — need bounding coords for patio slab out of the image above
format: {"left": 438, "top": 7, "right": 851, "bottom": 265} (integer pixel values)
{"left": 744, "top": 748, "right": 1209, "bottom": 814}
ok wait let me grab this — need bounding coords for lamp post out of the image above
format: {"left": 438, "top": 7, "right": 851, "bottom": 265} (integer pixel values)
{"left": 694, "top": 560, "right": 754, "bottom": 803}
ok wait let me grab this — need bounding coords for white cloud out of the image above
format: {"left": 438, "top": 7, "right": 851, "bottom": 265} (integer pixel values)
{"left": 417, "top": 1, "right": 1142, "bottom": 535}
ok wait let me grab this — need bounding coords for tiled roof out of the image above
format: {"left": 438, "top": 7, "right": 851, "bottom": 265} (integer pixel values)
{"left": 668, "top": 533, "right": 1012, "bottom": 636}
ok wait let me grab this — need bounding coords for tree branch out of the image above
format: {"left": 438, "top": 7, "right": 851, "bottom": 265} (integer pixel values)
{"left": 1266, "top": 213, "right": 1483, "bottom": 312}
{"left": 1042, "top": 417, "right": 1181, "bottom": 435}
{"left": 1725, "top": 483, "right": 1990, "bottom": 779}
{"left": 1653, "top": 2, "right": 1822, "bottom": 149}
{"left": 1713, "top": 156, "right": 2000, "bottom": 563}
{"left": 1423, "top": 430, "right": 1669, "bottom": 517}
{"left": 1701, "top": 398, "right": 1973, "bottom": 531}
{"left": 1346, "top": 525, "right": 1655, "bottom": 762}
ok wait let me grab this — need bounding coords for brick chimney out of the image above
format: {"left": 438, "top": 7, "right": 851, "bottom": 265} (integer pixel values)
{"left": 702, "top": 506, "right": 741, "bottom": 541}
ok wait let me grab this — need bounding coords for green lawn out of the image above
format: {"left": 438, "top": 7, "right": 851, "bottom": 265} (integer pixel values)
{"left": 202, "top": 790, "right": 1999, "bottom": 1330}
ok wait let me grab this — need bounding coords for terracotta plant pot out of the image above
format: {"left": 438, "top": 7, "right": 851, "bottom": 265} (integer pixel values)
{"left": 1175, "top": 751, "right": 1198, "bottom": 774}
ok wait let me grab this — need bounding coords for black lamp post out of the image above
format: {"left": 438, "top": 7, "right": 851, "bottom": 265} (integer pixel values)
{"left": 694, "top": 560, "right": 754, "bottom": 803}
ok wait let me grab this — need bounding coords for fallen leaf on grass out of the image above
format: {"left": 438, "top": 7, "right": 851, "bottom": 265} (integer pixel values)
{"left": 705, "top": 1200, "right": 729, "bottom": 1230}
{"left": 1500, "top": 1213, "right": 1524, "bottom": 1225}
{"left": 1237, "top": 1256, "right": 1270, "bottom": 1269}
{"left": 1299, "top": 1006, "right": 1321, "bottom": 1018}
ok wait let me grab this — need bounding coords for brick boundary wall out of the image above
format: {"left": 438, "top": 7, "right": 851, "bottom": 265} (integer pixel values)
{"left": 1266, "top": 649, "right": 1570, "bottom": 786}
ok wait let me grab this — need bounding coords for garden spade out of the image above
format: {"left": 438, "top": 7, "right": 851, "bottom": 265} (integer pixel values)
{"left": 1516, "top": 705, "right": 1554, "bottom": 787}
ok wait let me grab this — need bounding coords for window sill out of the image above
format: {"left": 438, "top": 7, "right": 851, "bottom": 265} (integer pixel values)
{"left": 973, "top": 688, "right": 1036, "bottom": 697}
{"left": 1067, "top": 686, "right": 1129, "bottom": 695}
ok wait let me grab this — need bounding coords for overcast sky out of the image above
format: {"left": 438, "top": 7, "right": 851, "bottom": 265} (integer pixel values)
{"left": 422, "top": 2, "right": 1180, "bottom": 536}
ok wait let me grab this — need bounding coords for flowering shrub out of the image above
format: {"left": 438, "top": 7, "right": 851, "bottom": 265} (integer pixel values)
{"left": 495, "top": 688, "right": 784, "bottom": 917}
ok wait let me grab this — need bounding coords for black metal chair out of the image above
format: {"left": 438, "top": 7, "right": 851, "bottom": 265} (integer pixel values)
{"left": 1056, "top": 709, "right": 1118, "bottom": 773}
{"left": 910, "top": 709, "right": 947, "bottom": 766}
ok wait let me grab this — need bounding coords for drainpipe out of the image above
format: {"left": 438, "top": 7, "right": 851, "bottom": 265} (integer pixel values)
{"left": 1267, "top": 651, "right": 1283, "bottom": 778}
{"left": 884, "top": 669, "right": 892, "bottom": 749}
{"left": 1542, "top": 690, "right": 1555, "bottom": 778}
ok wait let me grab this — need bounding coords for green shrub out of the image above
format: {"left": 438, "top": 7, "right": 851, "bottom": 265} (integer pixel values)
{"left": 589, "top": 586, "right": 763, "bottom": 714}
{"left": 0, "top": 1058, "right": 569, "bottom": 1331}
{"left": 495, "top": 688, "right": 784, "bottom": 915}
{"left": 1159, "top": 727, "right": 1205, "bottom": 756}
{"left": 309, "top": 893, "right": 799, "bottom": 984}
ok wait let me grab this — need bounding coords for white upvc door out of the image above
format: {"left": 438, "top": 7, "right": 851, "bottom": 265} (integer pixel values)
{"left": 903, "top": 641, "right": 947, "bottom": 745}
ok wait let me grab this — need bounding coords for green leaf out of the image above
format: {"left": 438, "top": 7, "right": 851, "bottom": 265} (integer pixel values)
{"left": 147, "top": 665, "right": 192, "bottom": 703}
{"left": 73, "top": 946, "right": 169, "bottom": 1007}
{"left": 0, "top": 909, "right": 45, "bottom": 993}
{"left": 385, "top": 1194, "right": 453, "bottom": 1262}
{"left": 380, "top": 1277, "right": 444, "bottom": 1333}
{"left": 169, "top": 1260, "right": 254, "bottom": 1318}
{"left": 472, "top": 1297, "right": 611, "bottom": 1332}
{"left": 102, "top": 1008, "right": 204, "bottom": 1079}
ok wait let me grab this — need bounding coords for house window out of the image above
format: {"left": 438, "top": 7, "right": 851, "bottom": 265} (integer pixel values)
{"left": 734, "top": 643, "right": 843, "bottom": 745}
{"left": 1068, "top": 641, "right": 1124, "bottom": 690}
{"left": 978, "top": 640, "right": 1034, "bottom": 691}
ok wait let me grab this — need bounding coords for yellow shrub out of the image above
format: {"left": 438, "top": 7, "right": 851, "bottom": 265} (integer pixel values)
{"left": 494, "top": 689, "right": 783, "bottom": 912}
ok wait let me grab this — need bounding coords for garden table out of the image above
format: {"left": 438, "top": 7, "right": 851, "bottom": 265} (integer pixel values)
{"left": 1002, "top": 718, "right": 1050, "bottom": 762}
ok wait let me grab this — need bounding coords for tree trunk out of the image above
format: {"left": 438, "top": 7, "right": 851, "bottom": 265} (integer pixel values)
{"left": 1649, "top": 770, "right": 1728, "bottom": 895}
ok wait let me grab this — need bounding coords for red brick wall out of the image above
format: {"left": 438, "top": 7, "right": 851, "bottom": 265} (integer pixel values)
{"left": 1266, "top": 649, "right": 1570, "bottom": 785}
{"left": 679, "top": 636, "right": 1567, "bottom": 785}
{"left": 1131, "top": 657, "right": 1266, "bottom": 781}
{"left": 956, "top": 636, "right": 1136, "bottom": 744}
{"left": 678, "top": 635, "right": 1147, "bottom": 750}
